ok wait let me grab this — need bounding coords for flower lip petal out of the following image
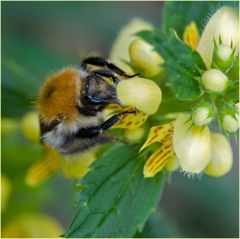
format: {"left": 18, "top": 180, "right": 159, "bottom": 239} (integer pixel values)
{"left": 173, "top": 113, "right": 211, "bottom": 173}
{"left": 117, "top": 77, "right": 162, "bottom": 115}
{"left": 197, "top": 6, "right": 239, "bottom": 68}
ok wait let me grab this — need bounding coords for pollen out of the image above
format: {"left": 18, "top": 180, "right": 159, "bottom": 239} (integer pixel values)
{"left": 38, "top": 67, "right": 81, "bottom": 122}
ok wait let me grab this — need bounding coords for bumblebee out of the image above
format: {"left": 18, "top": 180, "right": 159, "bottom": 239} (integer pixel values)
{"left": 38, "top": 56, "right": 138, "bottom": 155}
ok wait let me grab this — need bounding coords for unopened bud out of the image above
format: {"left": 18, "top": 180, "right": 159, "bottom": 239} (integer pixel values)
{"left": 117, "top": 77, "right": 162, "bottom": 115}
{"left": 192, "top": 102, "right": 214, "bottom": 126}
{"left": 204, "top": 133, "right": 233, "bottom": 177}
{"left": 220, "top": 105, "right": 239, "bottom": 133}
{"left": 197, "top": 6, "right": 239, "bottom": 68}
{"left": 202, "top": 69, "right": 229, "bottom": 93}
{"left": 223, "top": 114, "right": 239, "bottom": 133}
{"left": 212, "top": 44, "right": 235, "bottom": 70}
{"left": 129, "top": 39, "right": 164, "bottom": 77}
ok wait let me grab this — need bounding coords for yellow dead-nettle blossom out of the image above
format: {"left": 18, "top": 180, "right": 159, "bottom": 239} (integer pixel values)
{"left": 197, "top": 6, "right": 239, "bottom": 68}
{"left": 117, "top": 77, "right": 162, "bottom": 115}
{"left": 204, "top": 133, "right": 233, "bottom": 177}
{"left": 183, "top": 21, "right": 200, "bottom": 49}
{"left": 173, "top": 113, "right": 211, "bottom": 174}
{"left": 2, "top": 213, "right": 63, "bottom": 238}
{"left": 110, "top": 18, "right": 153, "bottom": 73}
{"left": 129, "top": 39, "right": 165, "bottom": 77}
{"left": 141, "top": 122, "right": 176, "bottom": 178}
{"left": 21, "top": 111, "right": 40, "bottom": 142}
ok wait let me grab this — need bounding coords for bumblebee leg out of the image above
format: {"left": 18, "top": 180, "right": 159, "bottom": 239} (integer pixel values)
{"left": 76, "top": 111, "right": 136, "bottom": 138}
{"left": 82, "top": 56, "right": 139, "bottom": 78}
{"left": 92, "top": 69, "right": 120, "bottom": 83}
{"left": 100, "top": 111, "right": 136, "bottom": 130}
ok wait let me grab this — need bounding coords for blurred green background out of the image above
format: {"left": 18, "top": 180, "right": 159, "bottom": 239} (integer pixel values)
{"left": 1, "top": 1, "right": 239, "bottom": 238}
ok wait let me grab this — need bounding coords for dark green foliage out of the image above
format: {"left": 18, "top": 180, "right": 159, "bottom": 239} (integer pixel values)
{"left": 64, "top": 144, "right": 165, "bottom": 238}
{"left": 138, "top": 30, "right": 206, "bottom": 100}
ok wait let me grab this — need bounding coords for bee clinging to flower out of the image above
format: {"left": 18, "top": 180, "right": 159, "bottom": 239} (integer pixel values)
{"left": 37, "top": 56, "right": 139, "bottom": 155}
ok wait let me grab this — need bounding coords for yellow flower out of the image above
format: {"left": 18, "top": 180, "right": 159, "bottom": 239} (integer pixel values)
{"left": 183, "top": 21, "right": 200, "bottom": 49}
{"left": 204, "top": 133, "right": 233, "bottom": 177}
{"left": 197, "top": 6, "right": 239, "bottom": 68}
{"left": 140, "top": 122, "right": 176, "bottom": 177}
{"left": 2, "top": 213, "right": 63, "bottom": 238}
{"left": 1, "top": 175, "right": 12, "bottom": 211}
{"left": 109, "top": 18, "right": 153, "bottom": 73}
{"left": 173, "top": 113, "right": 211, "bottom": 174}
{"left": 20, "top": 111, "right": 40, "bottom": 142}
{"left": 117, "top": 77, "right": 162, "bottom": 115}
{"left": 129, "top": 39, "right": 164, "bottom": 77}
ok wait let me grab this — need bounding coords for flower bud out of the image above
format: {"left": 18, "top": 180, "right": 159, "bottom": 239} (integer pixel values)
{"left": 173, "top": 113, "right": 211, "bottom": 173}
{"left": 117, "top": 77, "right": 162, "bottom": 115}
{"left": 223, "top": 114, "right": 239, "bottom": 133}
{"left": 220, "top": 105, "right": 239, "bottom": 133}
{"left": 204, "top": 133, "right": 233, "bottom": 177}
{"left": 129, "top": 39, "right": 164, "bottom": 77}
{"left": 202, "top": 69, "right": 229, "bottom": 93}
{"left": 192, "top": 102, "right": 214, "bottom": 126}
{"left": 212, "top": 44, "right": 235, "bottom": 71}
{"left": 20, "top": 111, "right": 40, "bottom": 142}
{"left": 197, "top": 6, "right": 239, "bottom": 68}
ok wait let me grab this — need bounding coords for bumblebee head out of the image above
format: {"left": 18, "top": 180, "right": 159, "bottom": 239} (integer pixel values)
{"left": 82, "top": 74, "right": 119, "bottom": 105}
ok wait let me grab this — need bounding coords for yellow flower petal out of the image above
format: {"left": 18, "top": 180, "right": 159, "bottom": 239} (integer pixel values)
{"left": 2, "top": 213, "right": 63, "bottom": 238}
{"left": 109, "top": 18, "right": 153, "bottom": 72}
{"left": 197, "top": 6, "right": 239, "bottom": 68}
{"left": 21, "top": 111, "right": 40, "bottom": 142}
{"left": 129, "top": 39, "right": 164, "bottom": 77}
{"left": 144, "top": 138, "right": 175, "bottom": 178}
{"left": 112, "top": 110, "right": 148, "bottom": 129}
{"left": 173, "top": 113, "right": 211, "bottom": 173}
{"left": 183, "top": 21, "right": 200, "bottom": 49}
{"left": 117, "top": 77, "right": 162, "bottom": 115}
{"left": 204, "top": 133, "right": 233, "bottom": 177}
{"left": 61, "top": 150, "right": 97, "bottom": 179}
{"left": 140, "top": 122, "right": 174, "bottom": 152}
{"left": 25, "top": 147, "right": 60, "bottom": 187}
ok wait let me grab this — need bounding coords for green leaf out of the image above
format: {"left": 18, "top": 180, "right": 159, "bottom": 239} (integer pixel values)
{"left": 64, "top": 144, "right": 165, "bottom": 238}
{"left": 162, "top": 1, "right": 237, "bottom": 37}
{"left": 138, "top": 30, "right": 206, "bottom": 101}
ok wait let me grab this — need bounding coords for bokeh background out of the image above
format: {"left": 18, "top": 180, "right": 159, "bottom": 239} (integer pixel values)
{"left": 1, "top": 1, "right": 239, "bottom": 238}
